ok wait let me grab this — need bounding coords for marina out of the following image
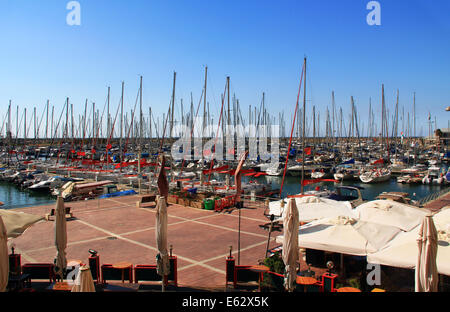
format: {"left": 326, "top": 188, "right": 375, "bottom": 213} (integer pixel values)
{"left": 1, "top": 0, "right": 449, "bottom": 301}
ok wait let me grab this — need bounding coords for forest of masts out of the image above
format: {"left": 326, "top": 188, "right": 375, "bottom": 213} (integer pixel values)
{"left": 1, "top": 71, "right": 433, "bottom": 149}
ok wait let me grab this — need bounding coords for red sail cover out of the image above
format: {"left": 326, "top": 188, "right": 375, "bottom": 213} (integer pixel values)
{"left": 234, "top": 151, "right": 249, "bottom": 203}
{"left": 371, "top": 158, "right": 384, "bottom": 165}
{"left": 301, "top": 179, "right": 339, "bottom": 186}
{"left": 157, "top": 155, "right": 169, "bottom": 199}
{"left": 202, "top": 165, "right": 229, "bottom": 175}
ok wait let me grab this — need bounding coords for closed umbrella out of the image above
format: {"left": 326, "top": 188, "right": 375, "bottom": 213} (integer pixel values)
{"left": 71, "top": 265, "right": 96, "bottom": 292}
{"left": 0, "top": 216, "right": 9, "bottom": 292}
{"left": 282, "top": 198, "right": 299, "bottom": 292}
{"left": 415, "top": 215, "right": 439, "bottom": 292}
{"left": 155, "top": 196, "right": 170, "bottom": 292}
{"left": 54, "top": 196, "right": 67, "bottom": 281}
{"left": 234, "top": 151, "right": 248, "bottom": 205}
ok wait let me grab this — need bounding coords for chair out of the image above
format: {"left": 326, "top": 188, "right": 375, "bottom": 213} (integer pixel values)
{"left": 89, "top": 254, "right": 101, "bottom": 284}
{"left": 322, "top": 273, "right": 338, "bottom": 292}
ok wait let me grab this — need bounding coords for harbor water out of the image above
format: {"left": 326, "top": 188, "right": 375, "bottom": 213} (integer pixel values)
{"left": 0, "top": 174, "right": 446, "bottom": 210}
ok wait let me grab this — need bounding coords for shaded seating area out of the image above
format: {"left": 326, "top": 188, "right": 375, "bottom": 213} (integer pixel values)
{"left": 5, "top": 249, "right": 179, "bottom": 292}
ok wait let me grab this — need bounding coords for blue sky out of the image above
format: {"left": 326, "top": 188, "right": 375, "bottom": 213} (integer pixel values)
{"left": 0, "top": 0, "right": 449, "bottom": 137}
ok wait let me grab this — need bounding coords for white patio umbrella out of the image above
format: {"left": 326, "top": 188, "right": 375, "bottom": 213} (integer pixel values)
{"left": 0, "top": 210, "right": 44, "bottom": 238}
{"left": 367, "top": 209, "right": 450, "bottom": 276}
{"left": 71, "top": 265, "right": 96, "bottom": 292}
{"left": 54, "top": 196, "right": 67, "bottom": 281}
{"left": 354, "top": 200, "right": 430, "bottom": 231}
{"left": 155, "top": 196, "right": 170, "bottom": 292}
{"left": 282, "top": 198, "right": 299, "bottom": 292}
{"left": 0, "top": 216, "right": 9, "bottom": 292}
{"left": 276, "top": 216, "right": 402, "bottom": 256}
{"left": 269, "top": 196, "right": 356, "bottom": 223}
{"left": 415, "top": 215, "right": 439, "bottom": 292}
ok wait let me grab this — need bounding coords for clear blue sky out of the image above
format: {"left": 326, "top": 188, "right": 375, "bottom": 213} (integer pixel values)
{"left": 0, "top": 0, "right": 449, "bottom": 137}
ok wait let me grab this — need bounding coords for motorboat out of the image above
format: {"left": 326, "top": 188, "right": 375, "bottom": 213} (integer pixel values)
{"left": 422, "top": 166, "right": 445, "bottom": 185}
{"left": 28, "top": 176, "right": 82, "bottom": 192}
{"left": 334, "top": 167, "right": 360, "bottom": 181}
{"left": 359, "top": 169, "right": 391, "bottom": 184}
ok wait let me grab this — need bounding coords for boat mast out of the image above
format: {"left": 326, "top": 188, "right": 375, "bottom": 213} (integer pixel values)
{"left": 301, "top": 57, "right": 307, "bottom": 195}
{"left": 170, "top": 71, "right": 176, "bottom": 138}
{"left": 120, "top": 81, "right": 124, "bottom": 173}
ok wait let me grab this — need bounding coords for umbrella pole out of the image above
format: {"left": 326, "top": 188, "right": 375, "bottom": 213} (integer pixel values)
{"left": 265, "top": 215, "right": 275, "bottom": 259}
{"left": 238, "top": 205, "right": 241, "bottom": 265}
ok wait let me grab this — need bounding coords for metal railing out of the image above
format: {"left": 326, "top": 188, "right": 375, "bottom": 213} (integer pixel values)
{"left": 417, "top": 186, "right": 450, "bottom": 207}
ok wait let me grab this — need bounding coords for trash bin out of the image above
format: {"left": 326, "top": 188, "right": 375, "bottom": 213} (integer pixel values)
{"left": 204, "top": 199, "right": 214, "bottom": 210}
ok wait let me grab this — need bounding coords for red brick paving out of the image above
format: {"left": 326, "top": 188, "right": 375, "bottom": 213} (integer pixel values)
{"left": 424, "top": 191, "right": 450, "bottom": 213}
{"left": 11, "top": 195, "right": 281, "bottom": 289}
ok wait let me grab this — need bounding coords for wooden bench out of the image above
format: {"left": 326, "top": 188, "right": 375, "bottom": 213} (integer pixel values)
{"left": 137, "top": 195, "right": 160, "bottom": 208}
{"left": 140, "top": 195, "right": 157, "bottom": 204}
{"left": 45, "top": 207, "right": 73, "bottom": 221}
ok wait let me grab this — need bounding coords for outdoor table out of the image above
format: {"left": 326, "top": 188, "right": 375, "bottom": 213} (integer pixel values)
{"left": 249, "top": 265, "right": 270, "bottom": 291}
{"left": 48, "top": 282, "right": 73, "bottom": 292}
{"left": 296, "top": 276, "right": 318, "bottom": 292}
{"left": 336, "top": 287, "right": 361, "bottom": 292}
{"left": 112, "top": 262, "right": 132, "bottom": 283}
{"left": 67, "top": 260, "right": 83, "bottom": 267}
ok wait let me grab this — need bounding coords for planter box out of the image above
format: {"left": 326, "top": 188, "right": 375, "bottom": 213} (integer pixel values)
{"left": 190, "top": 200, "right": 204, "bottom": 209}
{"left": 168, "top": 195, "right": 178, "bottom": 204}
{"left": 178, "top": 198, "right": 190, "bottom": 206}
{"left": 196, "top": 193, "right": 208, "bottom": 200}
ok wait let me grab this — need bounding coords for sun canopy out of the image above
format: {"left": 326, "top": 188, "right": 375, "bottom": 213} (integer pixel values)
{"left": 276, "top": 216, "right": 402, "bottom": 256}
{"left": 354, "top": 200, "right": 431, "bottom": 232}
{"left": 0, "top": 210, "right": 45, "bottom": 239}
{"left": 367, "top": 209, "right": 450, "bottom": 276}
{"left": 269, "top": 196, "right": 356, "bottom": 223}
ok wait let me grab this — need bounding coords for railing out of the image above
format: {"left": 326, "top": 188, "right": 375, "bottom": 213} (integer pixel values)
{"left": 417, "top": 186, "right": 450, "bottom": 207}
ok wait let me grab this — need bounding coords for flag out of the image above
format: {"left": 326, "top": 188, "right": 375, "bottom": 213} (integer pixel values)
{"left": 157, "top": 155, "right": 169, "bottom": 199}
{"left": 304, "top": 147, "right": 312, "bottom": 155}
{"left": 106, "top": 144, "right": 112, "bottom": 150}
{"left": 234, "top": 151, "right": 249, "bottom": 204}
{"left": 77, "top": 151, "right": 86, "bottom": 157}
